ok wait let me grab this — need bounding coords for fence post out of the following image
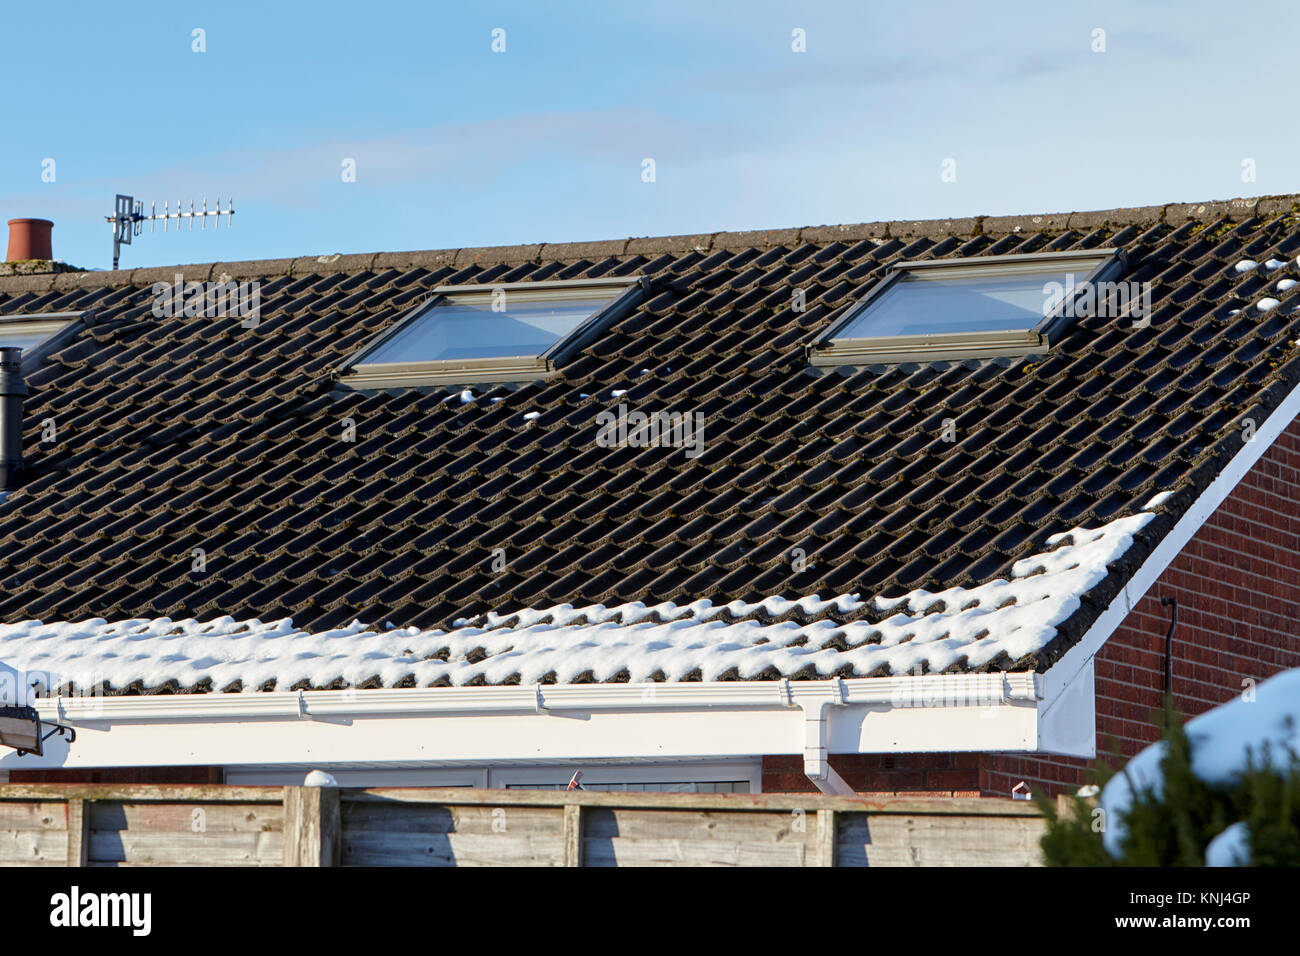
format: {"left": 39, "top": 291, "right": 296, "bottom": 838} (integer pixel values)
{"left": 1055, "top": 793, "right": 1075, "bottom": 822}
{"left": 66, "top": 798, "right": 89, "bottom": 867}
{"left": 815, "top": 809, "right": 836, "bottom": 867}
{"left": 563, "top": 803, "right": 583, "bottom": 866}
{"left": 283, "top": 786, "right": 340, "bottom": 866}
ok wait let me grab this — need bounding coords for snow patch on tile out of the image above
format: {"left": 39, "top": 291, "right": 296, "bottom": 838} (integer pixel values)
{"left": 1256, "top": 297, "right": 1281, "bottom": 312}
{"left": 0, "top": 511, "right": 1159, "bottom": 694}
{"left": 1233, "top": 260, "right": 1258, "bottom": 273}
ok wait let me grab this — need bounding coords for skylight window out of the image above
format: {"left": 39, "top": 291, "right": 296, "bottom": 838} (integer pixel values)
{"left": 809, "top": 249, "right": 1125, "bottom": 366}
{"left": 0, "top": 312, "right": 83, "bottom": 369}
{"left": 340, "top": 277, "right": 646, "bottom": 388}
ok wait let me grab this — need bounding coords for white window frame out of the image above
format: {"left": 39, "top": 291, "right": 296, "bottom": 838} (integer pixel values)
{"left": 337, "top": 276, "right": 648, "bottom": 389}
{"left": 489, "top": 760, "right": 761, "bottom": 792}
{"left": 0, "top": 311, "right": 85, "bottom": 371}
{"left": 223, "top": 766, "right": 488, "bottom": 788}
{"left": 221, "top": 760, "right": 762, "bottom": 792}
{"left": 809, "top": 248, "right": 1126, "bottom": 366}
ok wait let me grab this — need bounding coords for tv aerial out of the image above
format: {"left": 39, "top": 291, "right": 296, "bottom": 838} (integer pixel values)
{"left": 105, "top": 193, "right": 236, "bottom": 270}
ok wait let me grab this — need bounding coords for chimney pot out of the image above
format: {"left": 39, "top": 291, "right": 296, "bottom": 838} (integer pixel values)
{"left": 6, "top": 219, "right": 54, "bottom": 262}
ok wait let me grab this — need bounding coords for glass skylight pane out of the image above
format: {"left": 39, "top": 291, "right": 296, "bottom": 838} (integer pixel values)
{"left": 361, "top": 290, "right": 619, "bottom": 364}
{"left": 0, "top": 330, "right": 51, "bottom": 351}
{"left": 839, "top": 269, "right": 1073, "bottom": 339}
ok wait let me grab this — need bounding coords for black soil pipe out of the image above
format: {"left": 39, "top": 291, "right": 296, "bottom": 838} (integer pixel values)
{"left": 1160, "top": 596, "right": 1179, "bottom": 698}
{"left": 0, "top": 346, "right": 27, "bottom": 491}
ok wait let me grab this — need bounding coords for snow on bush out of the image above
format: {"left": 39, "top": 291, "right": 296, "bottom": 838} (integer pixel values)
{"left": 1205, "top": 821, "right": 1250, "bottom": 867}
{"left": 1099, "top": 667, "right": 1300, "bottom": 859}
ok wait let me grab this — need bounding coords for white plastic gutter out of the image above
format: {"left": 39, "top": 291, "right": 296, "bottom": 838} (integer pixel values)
{"left": 35, "top": 672, "right": 1039, "bottom": 723}
{"left": 6, "top": 672, "right": 1055, "bottom": 786}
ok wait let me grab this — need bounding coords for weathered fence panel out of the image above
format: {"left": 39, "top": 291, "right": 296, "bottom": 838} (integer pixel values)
{"left": 0, "top": 784, "right": 1046, "bottom": 867}
{"left": 87, "top": 800, "right": 283, "bottom": 867}
{"left": 0, "top": 785, "right": 284, "bottom": 868}
{"left": 0, "top": 798, "right": 69, "bottom": 865}
{"left": 836, "top": 810, "right": 1044, "bottom": 867}
{"left": 340, "top": 799, "right": 565, "bottom": 866}
{"left": 582, "top": 806, "right": 818, "bottom": 867}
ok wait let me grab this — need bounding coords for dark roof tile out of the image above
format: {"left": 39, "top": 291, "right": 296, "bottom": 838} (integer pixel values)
{"left": 0, "top": 194, "right": 1296, "bottom": 676}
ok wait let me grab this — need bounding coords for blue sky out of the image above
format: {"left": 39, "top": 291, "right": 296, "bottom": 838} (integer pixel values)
{"left": 2, "top": 1, "right": 1295, "bottom": 270}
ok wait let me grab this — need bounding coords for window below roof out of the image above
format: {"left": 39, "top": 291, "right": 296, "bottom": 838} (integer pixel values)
{"left": 338, "top": 277, "right": 647, "bottom": 388}
{"left": 809, "top": 249, "right": 1125, "bottom": 366}
{"left": 0, "top": 312, "right": 83, "bottom": 369}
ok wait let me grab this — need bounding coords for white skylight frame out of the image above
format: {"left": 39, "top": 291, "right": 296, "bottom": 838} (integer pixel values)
{"left": 0, "top": 312, "right": 85, "bottom": 371}
{"left": 338, "top": 276, "right": 648, "bottom": 389}
{"left": 809, "top": 249, "right": 1127, "bottom": 366}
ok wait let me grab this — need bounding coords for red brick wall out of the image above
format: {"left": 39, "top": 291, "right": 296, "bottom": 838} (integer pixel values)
{"left": 6, "top": 766, "right": 223, "bottom": 784}
{"left": 763, "top": 753, "right": 982, "bottom": 797}
{"left": 764, "top": 415, "right": 1300, "bottom": 797}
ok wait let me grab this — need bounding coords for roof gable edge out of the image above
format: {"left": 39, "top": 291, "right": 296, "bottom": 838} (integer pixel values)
{"left": 1039, "top": 370, "right": 1300, "bottom": 699}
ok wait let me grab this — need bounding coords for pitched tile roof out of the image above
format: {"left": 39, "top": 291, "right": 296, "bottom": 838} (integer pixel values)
{"left": 0, "top": 507, "right": 1156, "bottom": 693}
{"left": 1, "top": 193, "right": 1298, "bottom": 690}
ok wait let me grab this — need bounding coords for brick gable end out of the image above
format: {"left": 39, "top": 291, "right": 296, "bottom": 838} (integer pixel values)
{"left": 765, "top": 412, "right": 1300, "bottom": 797}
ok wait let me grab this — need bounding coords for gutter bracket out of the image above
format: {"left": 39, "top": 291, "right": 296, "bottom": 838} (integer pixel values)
{"left": 297, "top": 690, "right": 309, "bottom": 719}
{"left": 534, "top": 684, "right": 547, "bottom": 714}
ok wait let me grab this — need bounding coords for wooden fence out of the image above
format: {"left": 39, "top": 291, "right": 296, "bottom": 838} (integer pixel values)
{"left": 0, "top": 784, "right": 1048, "bottom": 867}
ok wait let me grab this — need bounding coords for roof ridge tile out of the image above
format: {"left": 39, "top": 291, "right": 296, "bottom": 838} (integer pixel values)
{"left": 2, "top": 194, "right": 1292, "bottom": 296}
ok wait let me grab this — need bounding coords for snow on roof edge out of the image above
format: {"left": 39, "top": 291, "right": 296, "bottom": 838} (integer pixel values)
{"left": 0, "top": 504, "right": 1165, "bottom": 695}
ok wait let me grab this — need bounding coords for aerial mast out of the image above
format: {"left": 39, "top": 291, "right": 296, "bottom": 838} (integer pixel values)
{"left": 105, "top": 193, "right": 236, "bottom": 270}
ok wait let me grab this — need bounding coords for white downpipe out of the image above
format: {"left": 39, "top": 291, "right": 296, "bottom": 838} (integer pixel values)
{"left": 794, "top": 678, "right": 856, "bottom": 795}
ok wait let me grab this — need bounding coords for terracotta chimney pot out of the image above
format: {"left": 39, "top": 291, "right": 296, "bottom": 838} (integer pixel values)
{"left": 6, "top": 219, "right": 54, "bottom": 262}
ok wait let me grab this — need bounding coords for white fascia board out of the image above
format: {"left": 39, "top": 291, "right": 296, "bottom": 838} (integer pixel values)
{"left": 5, "top": 673, "right": 1048, "bottom": 770}
{"left": 1036, "top": 657, "right": 1096, "bottom": 757}
{"left": 1040, "top": 376, "right": 1300, "bottom": 714}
